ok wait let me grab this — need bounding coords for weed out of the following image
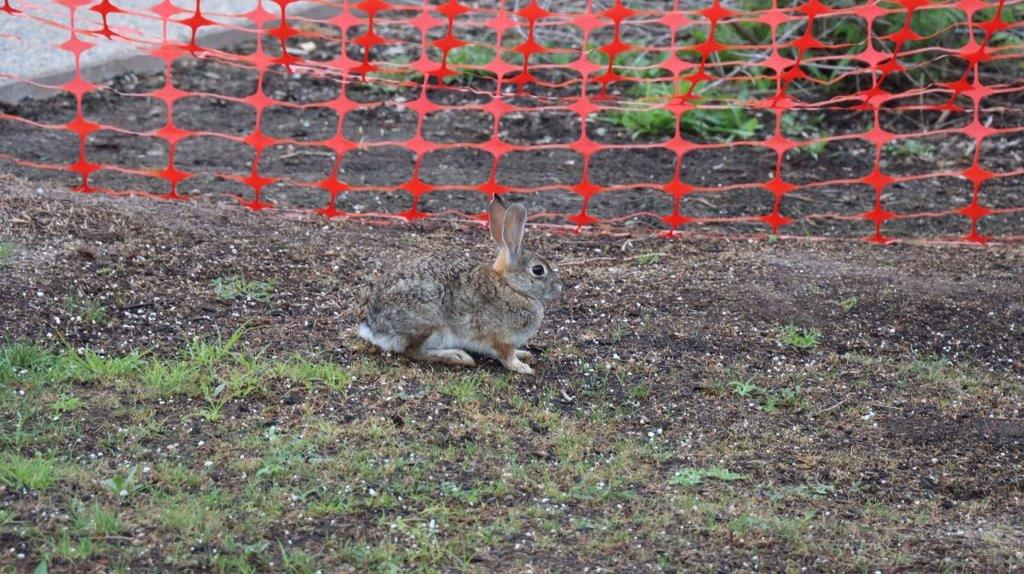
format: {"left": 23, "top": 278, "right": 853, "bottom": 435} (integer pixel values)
{"left": 839, "top": 296, "right": 859, "bottom": 311}
{"left": 781, "top": 113, "right": 829, "bottom": 159}
{"left": 1, "top": 410, "right": 33, "bottom": 450}
{"left": 586, "top": 46, "right": 668, "bottom": 79}
{"left": 778, "top": 325, "right": 821, "bottom": 349}
{"left": 50, "top": 394, "right": 83, "bottom": 416}
{"left": 367, "top": 55, "right": 423, "bottom": 87}
{"left": 279, "top": 543, "right": 319, "bottom": 573}
{"left": 599, "top": 78, "right": 762, "bottom": 142}
{"left": 61, "top": 349, "right": 144, "bottom": 384}
{"left": 887, "top": 139, "right": 937, "bottom": 161}
{"left": 63, "top": 295, "right": 108, "bottom": 326}
{"left": 50, "top": 532, "right": 103, "bottom": 561}
{"left": 670, "top": 466, "right": 747, "bottom": 487}
{"left": 155, "top": 494, "right": 220, "bottom": 540}
{"left": 683, "top": 105, "right": 761, "bottom": 143}
{"left": 437, "top": 373, "right": 486, "bottom": 404}
{"left": 141, "top": 359, "right": 198, "bottom": 396}
{"left": 72, "top": 501, "right": 123, "bottom": 536}
{"left": 0, "top": 342, "right": 57, "bottom": 384}
{"left": 444, "top": 45, "right": 497, "bottom": 83}
{"left": 274, "top": 354, "right": 351, "bottom": 393}
{"left": 612, "top": 107, "right": 677, "bottom": 140}
{"left": 195, "top": 358, "right": 268, "bottom": 422}
{"left": 0, "top": 242, "right": 13, "bottom": 265}
{"left": 254, "top": 436, "right": 323, "bottom": 484}
{"left": 627, "top": 381, "right": 650, "bottom": 401}
{"left": 212, "top": 275, "right": 277, "bottom": 302}
{"left": 730, "top": 377, "right": 760, "bottom": 398}
{"left": 308, "top": 492, "right": 355, "bottom": 517}
{"left": 0, "top": 453, "right": 60, "bottom": 490}
{"left": 725, "top": 375, "right": 809, "bottom": 413}
{"left": 777, "top": 385, "right": 810, "bottom": 412}
{"left": 634, "top": 252, "right": 662, "bottom": 265}
{"left": 186, "top": 328, "right": 245, "bottom": 367}
{"left": 101, "top": 466, "right": 145, "bottom": 499}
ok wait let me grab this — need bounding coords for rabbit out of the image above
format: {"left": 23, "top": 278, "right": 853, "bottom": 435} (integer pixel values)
{"left": 358, "top": 196, "right": 562, "bottom": 375}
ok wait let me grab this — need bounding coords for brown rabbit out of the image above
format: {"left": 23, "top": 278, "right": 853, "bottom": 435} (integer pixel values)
{"left": 358, "top": 197, "right": 562, "bottom": 374}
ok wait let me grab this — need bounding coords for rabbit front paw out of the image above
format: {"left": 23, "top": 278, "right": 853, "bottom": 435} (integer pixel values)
{"left": 515, "top": 349, "right": 535, "bottom": 363}
{"left": 504, "top": 357, "right": 535, "bottom": 375}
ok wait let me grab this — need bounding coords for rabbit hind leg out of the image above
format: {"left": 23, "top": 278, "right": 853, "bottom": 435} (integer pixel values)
{"left": 405, "top": 329, "right": 476, "bottom": 367}
{"left": 419, "top": 348, "right": 475, "bottom": 367}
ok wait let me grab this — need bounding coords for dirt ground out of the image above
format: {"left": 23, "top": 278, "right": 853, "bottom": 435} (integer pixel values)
{"left": 1, "top": 173, "right": 1023, "bottom": 571}
{"left": 1, "top": 7, "right": 1024, "bottom": 570}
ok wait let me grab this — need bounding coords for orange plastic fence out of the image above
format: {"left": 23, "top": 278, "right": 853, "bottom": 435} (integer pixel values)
{"left": 1, "top": 0, "right": 1023, "bottom": 243}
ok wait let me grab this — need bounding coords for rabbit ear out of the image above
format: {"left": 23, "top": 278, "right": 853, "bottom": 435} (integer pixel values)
{"left": 490, "top": 197, "right": 512, "bottom": 271}
{"left": 502, "top": 203, "right": 527, "bottom": 264}
{"left": 489, "top": 196, "right": 506, "bottom": 248}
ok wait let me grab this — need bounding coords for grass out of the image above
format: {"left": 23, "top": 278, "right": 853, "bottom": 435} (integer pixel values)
{"left": 601, "top": 84, "right": 764, "bottom": 142}
{"left": 781, "top": 112, "right": 829, "bottom": 159}
{"left": 633, "top": 252, "right": 663, "bottom": 266}
{"left": 62, "top": 349, "right": 145, "bottom": 383}
{"left": 63, "top": 295, "right": 108, "bottom": 327}
{"left": 212, "top": 275, "right": 277, "bottom": 302}
{"left": 1, "top": 334, "right": 1021, "bottom": 571}
{"left": 728, "top": 376, "right": 811, "bottom": 414}
{"left": 0, "top": 241, "right": 12, "bottom": 266}
{"left": 444, "top": 45, "right": 496, "bottom": 83}
{"left": 273, "top": 353, "right": 351, "bottom": 393}
{"left": 50, "top": 394, "right": 83, "bottom": 416}
{"left": 72, "top": 501, "right": 124, "bottom": 537}
{"left": 778, "top": 325, "right": 822, "bottom": 349}
{"left": 101, "top": 466, "right": 145, "bottom": 499}
{"left": 887, "top": 139, "right": 938, "bottom": 161}
{"left": 670, "top": 466, "right": 747, "bottom": 487}
{"left": 0, "top": 453, "right": 61, "bottom": 490}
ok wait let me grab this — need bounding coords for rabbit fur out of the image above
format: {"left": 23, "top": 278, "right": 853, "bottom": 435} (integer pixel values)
{"left": 358, "top": 197, "right": 562, "bottom": 375}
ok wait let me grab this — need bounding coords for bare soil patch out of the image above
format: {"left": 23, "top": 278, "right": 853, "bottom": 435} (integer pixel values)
{"left": 0, "top": 175, "right": 1022, "bottom": 572}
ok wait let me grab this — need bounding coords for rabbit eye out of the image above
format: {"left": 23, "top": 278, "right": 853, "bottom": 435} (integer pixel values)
{"left": 531, "top": 264, "right": 546, "bottom": 276}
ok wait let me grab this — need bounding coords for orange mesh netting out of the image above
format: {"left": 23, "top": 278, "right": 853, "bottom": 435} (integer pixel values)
{"left": 1, "top": 0, "right": 1023, "bottom": 243}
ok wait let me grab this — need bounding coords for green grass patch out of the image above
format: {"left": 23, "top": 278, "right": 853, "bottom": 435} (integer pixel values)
{"left": 436, "top": 373, "right": 489, "bottom": 404}
{"left": 670, "top": 466, "right": 747, "bottom": 487}
{"left": 0, "top": 242, "right": 13, "bottom": 266}
{"left": 273, "top": 353, "right": 351, "bottom": 393}
{"left": 839, "top": 296, "right": 859, "bottom": 311}
{"left": 598, "top": 79, "right": 763, "bottom": 142}
{"left": 63, "top": 295, "right": 108, "bottom": 326}
{"left": 72, "top": 501, "right": 124, "bottom": 537}
{"left": 633, "top": 252, "right": 663, "bottom": 266}
{"left": 1, "top": 342, "right": 60, "bottom": 385}
{"left": 101, "top": 466, "right": 146, "bottom": 499}
{"left": 0, "top": 453, "right": 62, "bottom": 490}
{"left": 778, "top": 325, "right": 821, "bottom": 349}
{"left": 725, "top": 375, "right": 810, "bottom": 414}
{"left": 61, "top": 349, "right": 145, "bottom": 384}
{"left": 2, "top": 330, "right": 1021, "bottom": 571}
{"left": 50, "top": 394, "right": 83, "bottom": 416}
{"left": 444, "top": 45, "right": 496, "bottom": 84}
{"left": 212, "top": 275, "right": 277, "bottom": 302}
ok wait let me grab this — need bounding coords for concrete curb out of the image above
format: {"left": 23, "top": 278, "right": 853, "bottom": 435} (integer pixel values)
{"left": 0, "top": 2, "right": 336, "bottom": 104}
